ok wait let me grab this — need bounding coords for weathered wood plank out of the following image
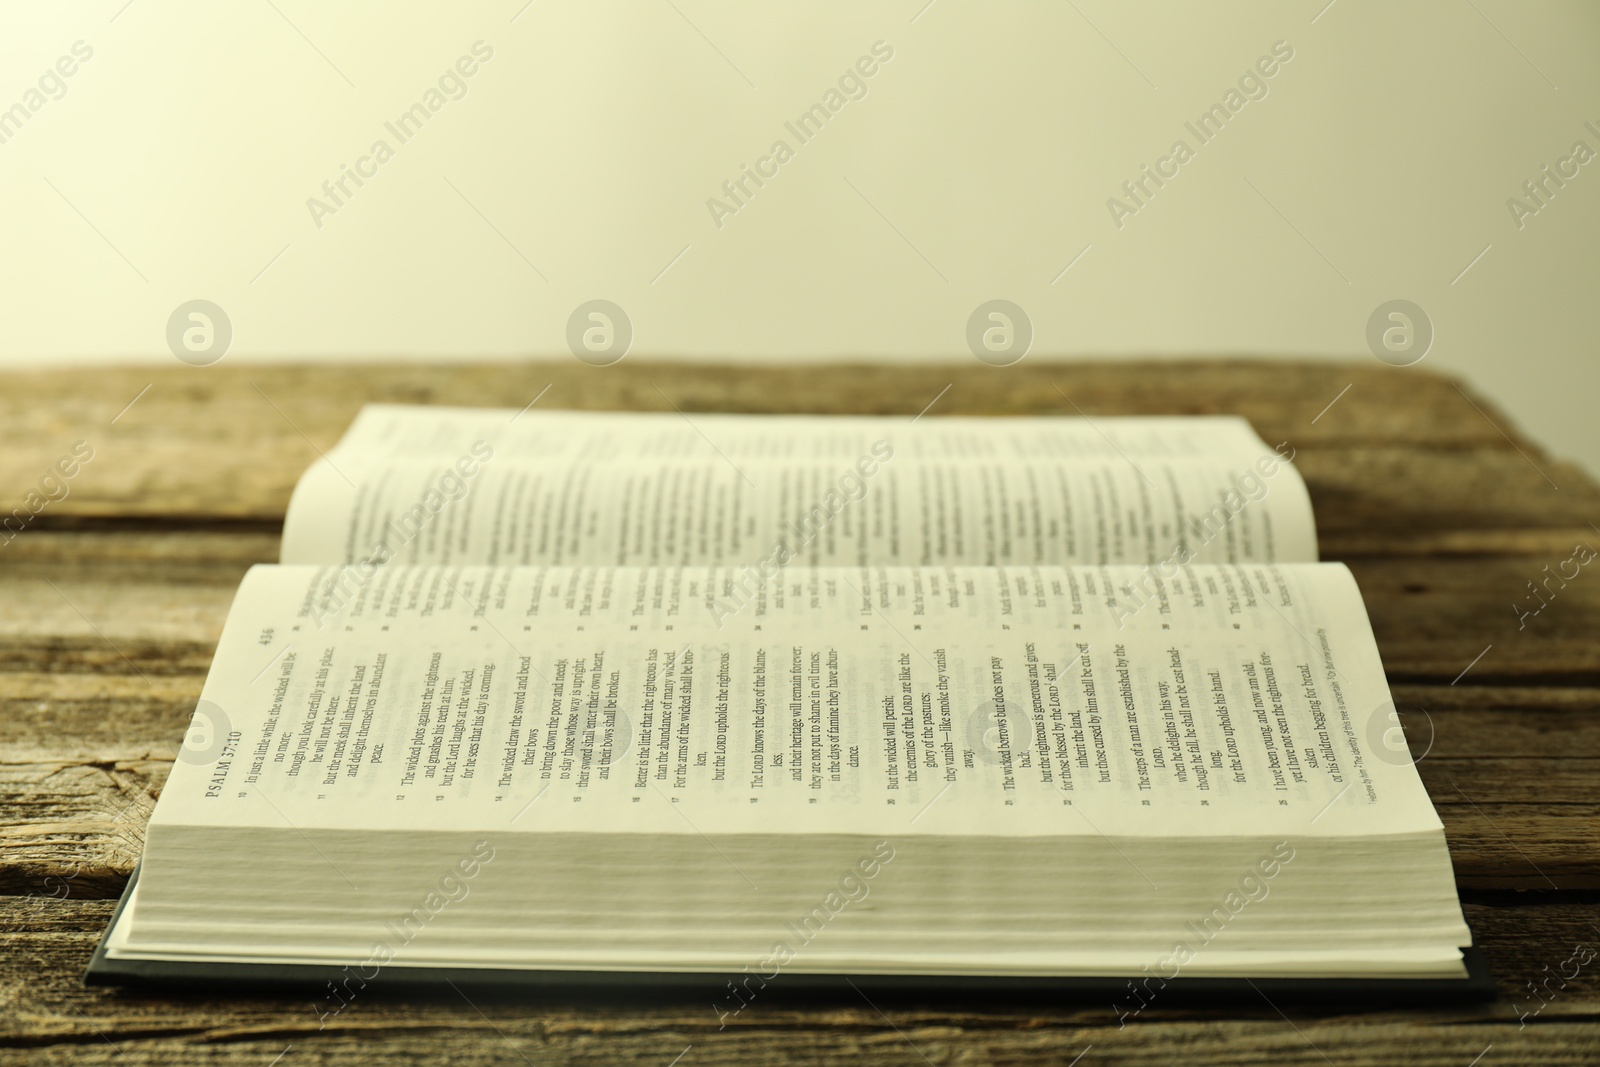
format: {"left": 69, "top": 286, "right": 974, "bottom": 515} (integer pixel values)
{"left": 0, "top": 529, "right": 279, "bottom": 568}
{"left": 0, "top": 360, "right": 1546, "bottom": 452}
{"left": 2, "top": 363, "right": 1593, "bottom": 534}
{"left": 1325, "top": 527, "right": 1600, "bottom": 560}
{"left": 1393, "top": 684, "right": 1600, "bottom": 715}
{"left": 1296, "top": 449, "right": 1592, "bottom": 537}
{"left": 0, "top": 761, "right": 162, "bottom": 900}
{"left": 1349, "top": 558, "right": 1600, "bottom": 684}
{"left": 1, "top": 896, "right": 1596, "bottom": 1066}
{"left": 0, "top": 674, "right": 204, "bottom": 758}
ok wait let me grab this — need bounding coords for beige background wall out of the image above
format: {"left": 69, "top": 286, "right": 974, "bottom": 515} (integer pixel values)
{"left": 1, "top": 1, "right": 1595, "bottom": 474}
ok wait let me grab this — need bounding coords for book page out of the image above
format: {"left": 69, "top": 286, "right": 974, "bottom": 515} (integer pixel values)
{"left": 153, "top": 561, "right": 1436, "bottom": 842}
{"left": 330, "top": 406, "right": 1282, "bottom": 463}
{"left": 281, "top": 408, "right": 1316, "bottom": 566}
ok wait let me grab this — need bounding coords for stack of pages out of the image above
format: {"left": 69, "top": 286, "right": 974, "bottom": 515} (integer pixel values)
{"left": 94, "top": 407, "right": 1473, "bottom": 992}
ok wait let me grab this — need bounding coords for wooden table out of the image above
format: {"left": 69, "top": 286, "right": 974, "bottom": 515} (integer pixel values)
{"left": 3, "top": 360, "right": 1598, "bottom": 1065}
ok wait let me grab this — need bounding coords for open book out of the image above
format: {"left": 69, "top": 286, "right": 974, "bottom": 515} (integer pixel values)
{"left": 93, "top": 406, "right": 1476, "bottom": 1001}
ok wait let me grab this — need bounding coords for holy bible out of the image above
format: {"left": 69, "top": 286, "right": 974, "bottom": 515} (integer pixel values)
{"left": 90, "top": 407, "right": 1479, "bottom": 1002}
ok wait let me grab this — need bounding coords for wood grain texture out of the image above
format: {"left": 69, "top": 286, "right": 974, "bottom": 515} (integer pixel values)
{"left": 1, "top": 361, "right": 1593, "bottom": 529}
{"left": 1, "top": 359, "right": 1596, "bottom": 1064}
{"left": 2, "top": 896, "right": 1597, "bottom": 1065}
